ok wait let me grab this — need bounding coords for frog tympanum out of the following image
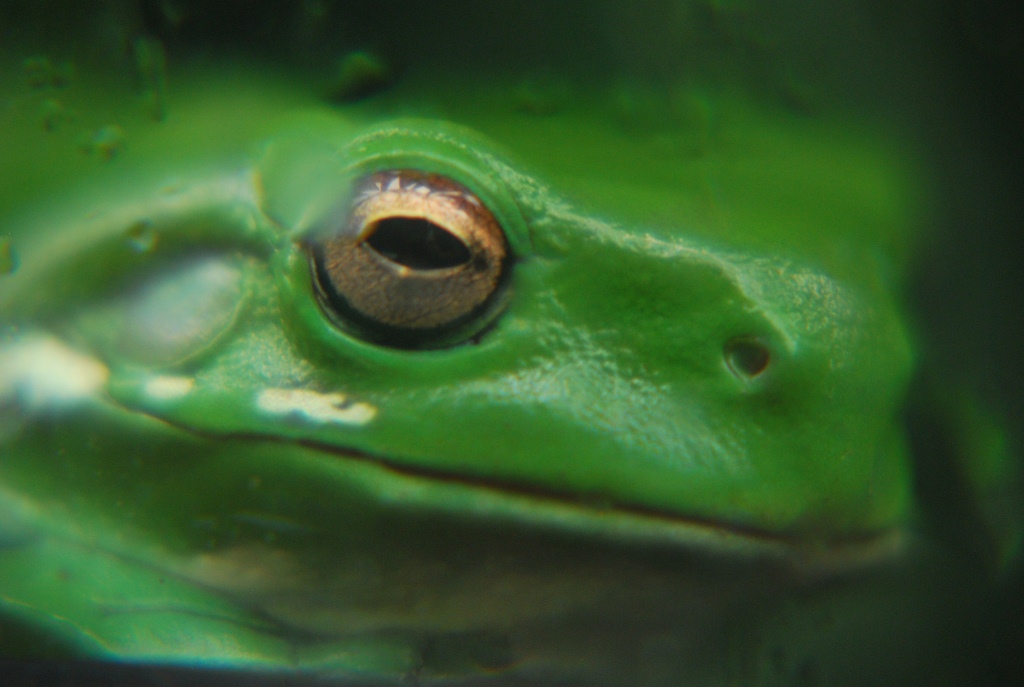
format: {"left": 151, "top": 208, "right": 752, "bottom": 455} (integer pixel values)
{"left": 0, "top": 10, "right": 1020, "bottom": 687}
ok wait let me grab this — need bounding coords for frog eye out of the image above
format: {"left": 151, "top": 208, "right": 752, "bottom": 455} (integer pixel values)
{"left": 309, "top": 170, "right": 509, "bottom": 347}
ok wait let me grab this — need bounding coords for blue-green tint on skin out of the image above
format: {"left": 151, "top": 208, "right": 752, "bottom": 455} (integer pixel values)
{"left": 0, "top": 26, "right": 1020, "bottom": 687}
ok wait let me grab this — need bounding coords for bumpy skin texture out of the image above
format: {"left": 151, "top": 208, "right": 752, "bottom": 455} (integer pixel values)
{"left": 0, "top": 27, "right": 1016, "bottom": 687}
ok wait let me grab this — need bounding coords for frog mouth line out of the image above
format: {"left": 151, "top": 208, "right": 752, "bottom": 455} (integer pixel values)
{"left": 2, "top": 333, "right": 898, "bottom": 574}
{"left": 148, "top": 414, "right": 907, "bottom": 579}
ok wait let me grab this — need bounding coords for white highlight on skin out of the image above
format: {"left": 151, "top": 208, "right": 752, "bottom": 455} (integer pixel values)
{"left": 256, "top": 388, "right": 376, "bottom": 426}
{"left": 144, "top": 375, "right": 195, "bottom": 400}
{"left": 0, "top": 334, "right": 109, "bottom": 409}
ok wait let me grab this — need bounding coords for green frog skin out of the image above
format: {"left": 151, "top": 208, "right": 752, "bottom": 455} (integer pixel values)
{"left": 0, "top": 59, "right": 1016, "bottom": 685}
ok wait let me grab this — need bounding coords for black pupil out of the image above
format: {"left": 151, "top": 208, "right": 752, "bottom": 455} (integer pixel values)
{"left": 365, "top": 217, "right": 471, "bottom": 269}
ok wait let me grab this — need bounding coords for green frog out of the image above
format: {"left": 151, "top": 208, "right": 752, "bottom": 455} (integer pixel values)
{"left": 0, "top": 37, "right": 1020, "bottom": 687}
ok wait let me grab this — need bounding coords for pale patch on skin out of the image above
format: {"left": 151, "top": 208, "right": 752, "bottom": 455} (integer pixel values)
{"left": 256, "top": 387, "right": 376, "bottom": 426}
{"left": 143, "top": 375, "right": 195, "bottom": 400}
{"left": 184, "top": 545, "right": 307, "bottom": 597}
{"left": 0, "top": 334, "right": 109, "bottom": 409}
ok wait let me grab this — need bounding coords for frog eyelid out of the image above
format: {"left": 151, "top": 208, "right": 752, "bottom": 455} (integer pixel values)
{"left": 327, "top": 120, "right": 532, "bottom": 256}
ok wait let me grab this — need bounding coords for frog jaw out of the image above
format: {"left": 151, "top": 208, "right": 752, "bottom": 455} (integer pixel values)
{"left": 0, "top": 329, "right": 904, "bottom": 584}
{"left": 0, "top": 336, "right": 905, "bottom": 661}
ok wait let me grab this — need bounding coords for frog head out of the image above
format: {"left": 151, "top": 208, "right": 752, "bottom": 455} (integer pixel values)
{"left": 0, "top": 72, "right": 934, "bottom": 678}
{"left": 2, "top": 96, "right": 917, "bottom": 530}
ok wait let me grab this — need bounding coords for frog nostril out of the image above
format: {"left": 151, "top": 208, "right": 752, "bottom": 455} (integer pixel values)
{"left": 725, "top": 337, "right": 771, "bottom": 379}
{"left": 365, "top": 216, "right": 472, "bottom": 270}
